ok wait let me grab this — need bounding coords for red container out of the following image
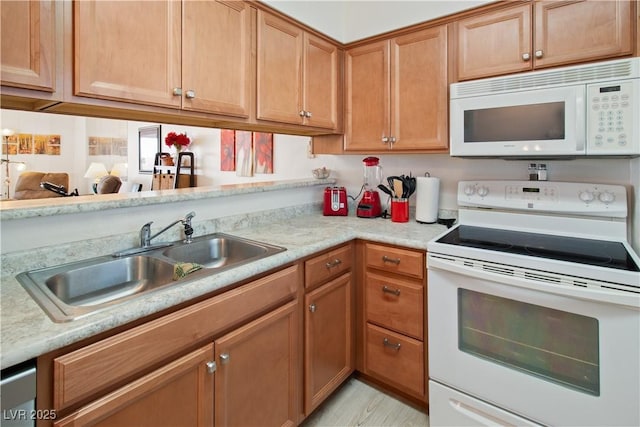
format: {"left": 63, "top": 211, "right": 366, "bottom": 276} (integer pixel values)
{"left": 391, "top": 198, "right": 409, "bottom": 222}
{"left": 323, "top": 187, "right": 348, "bottom": 216}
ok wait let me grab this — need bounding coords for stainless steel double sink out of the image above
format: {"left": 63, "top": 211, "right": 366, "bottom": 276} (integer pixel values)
{"left": 17, "top": 233, "right": 286, "bottom": 322}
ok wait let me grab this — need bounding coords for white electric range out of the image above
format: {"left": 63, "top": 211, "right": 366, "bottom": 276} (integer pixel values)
{"left": 427, "top": 180, "right": 640, "bottom": 426}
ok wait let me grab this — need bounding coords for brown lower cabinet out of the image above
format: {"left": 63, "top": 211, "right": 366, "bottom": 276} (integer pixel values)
{"left": 53, "top": 345, "right": 215, "bottom": 427}
{"left": 303, "top": 243, "right": 354, "bottom": 415}
{"left": 39, "top": 241, "right": 428, "bottom": 427}
{"left": 358, "top": 241, "right": 428, "bottom": 404}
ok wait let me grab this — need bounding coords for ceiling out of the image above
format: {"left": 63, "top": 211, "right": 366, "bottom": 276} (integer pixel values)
{"left": 261, "top": 1, "right": 493, "bottom": 43}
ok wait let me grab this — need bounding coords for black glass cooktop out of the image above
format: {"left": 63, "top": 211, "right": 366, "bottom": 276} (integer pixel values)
{"left": 437, "top": 225, "right": 640, "bottom": 272}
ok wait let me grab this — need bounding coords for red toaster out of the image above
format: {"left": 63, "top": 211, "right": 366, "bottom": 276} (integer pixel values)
{"left": 323, "top": 186, "right": 348, "bottom": 216}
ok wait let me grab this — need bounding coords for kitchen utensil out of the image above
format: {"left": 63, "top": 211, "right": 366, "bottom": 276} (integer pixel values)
{"left": 377, "top": 184, "right": 393, "bottom": 197}
{"left": 393, "top": 179, "right": 404, "bottom": 200}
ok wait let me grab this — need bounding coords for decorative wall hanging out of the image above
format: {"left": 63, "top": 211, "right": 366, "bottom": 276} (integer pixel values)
{"left": 220, "top": 129, "right": 236, "bottom": 171}
{"left": 235, "top": 130, "right": 253, "bottom": 177}
{"left": 2, "top": 133, "right": 62, "bottom": 156}
{"left": 88, "top": 136, "right": 128, "bottom": 156}
{"left": 253, "top": 132, "right": 273, "bottom": 174}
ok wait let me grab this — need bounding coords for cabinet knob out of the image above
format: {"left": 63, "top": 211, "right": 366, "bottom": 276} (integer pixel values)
{"left": 382, "top": 136, "right": 389, "bottom": 143}
{"left": 309, "top": 303, "right": 317, "bottom": 313}
{"left": 382, "top": 285, "right": 401, "bottom": 296}
{"left": 383, "top": 338, "right": 401, "bottom": 351}
{"left": 299, "top": 110, "right": 306, "bottom": 117}
{"left": 206, "top": 361, "right": 217, "bottom": 374}
{"left": 522, "top": 52, "right": 531, "bottom": 61}
{"left": 220, "top": 353, "right": 230, "bottom": 365}
{"left": 185, "top": 89, "right": 196, "bottom": 99}
{"left": 389, "top": 136, "right": 396, "bottom": 144}
{"left": 305, "top": 111, "right": 312, "bottom": 118}
{"left": 535, "top": 50, "right": 543, "bottom": 59}
{"left": 172, "top": 88, "right": 183, "bottom": 96}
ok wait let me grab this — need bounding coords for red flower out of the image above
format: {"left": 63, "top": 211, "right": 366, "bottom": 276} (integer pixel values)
{"left": 165, "top": 132, "right": 191, "bottom": 148}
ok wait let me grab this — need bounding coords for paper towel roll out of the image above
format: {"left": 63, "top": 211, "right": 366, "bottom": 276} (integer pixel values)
{"left": 415, "top": 176, "right": 440, "bottom": 223}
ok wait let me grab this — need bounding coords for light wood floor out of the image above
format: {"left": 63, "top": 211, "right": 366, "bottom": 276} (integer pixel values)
{"left": 301, "top": 378, "right": 429, "bottom": 427}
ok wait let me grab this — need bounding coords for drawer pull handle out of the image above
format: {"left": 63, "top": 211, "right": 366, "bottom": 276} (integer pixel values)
{"left": 382, "top": 285, "right": 400, "bottom": 296}
{"left": 325, "top": 259, "right": 342, "bottom": 269}
{"left": 382, "top": 255, "right": 400, "bottom": 265}
{"left": 383, "top": 338, "right": 401, "bottom": 351}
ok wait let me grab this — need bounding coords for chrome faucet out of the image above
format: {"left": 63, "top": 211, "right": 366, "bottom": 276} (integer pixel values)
{"left": 140, "top": 211, "right": 196, "bottom": 248}
{"left": 113, "top": 212, "right": 196, "bottom": 257}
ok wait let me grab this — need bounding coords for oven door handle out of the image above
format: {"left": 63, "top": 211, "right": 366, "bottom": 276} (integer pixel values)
{"left": 428, "top": 253, "right": 640, "bottom": 310}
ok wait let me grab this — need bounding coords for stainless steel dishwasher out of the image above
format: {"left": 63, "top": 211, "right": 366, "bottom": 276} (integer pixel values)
{"left": 1, "top": 361, "right": 36, "bottom": 427}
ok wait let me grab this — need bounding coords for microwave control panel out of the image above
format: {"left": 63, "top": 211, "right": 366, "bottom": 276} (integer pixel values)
{"left": 587, "top": 79, "right": 639, "bottom": 155}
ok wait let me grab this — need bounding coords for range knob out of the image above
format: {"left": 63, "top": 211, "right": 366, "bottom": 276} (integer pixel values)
{"left": 579, "top": 190, "right": 595, "bottom": 203}
{"left": 477, "top": 186, "right": 489, "bottom": 197}
{"left": 463, "top": 185, "right": 476, "bottom": 196}
{"left": 598, "top": 190, "right": 616, "bottom": 204}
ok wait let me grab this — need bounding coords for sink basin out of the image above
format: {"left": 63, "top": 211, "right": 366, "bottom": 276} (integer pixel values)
{"left": 17, "top": 233, "right": 286, "bottom": 322}
{"left": 18, "top": 255, "right": 176, "bottom": 322}
{"left": 162, "top": 233, "right": 286, "bottom": 269}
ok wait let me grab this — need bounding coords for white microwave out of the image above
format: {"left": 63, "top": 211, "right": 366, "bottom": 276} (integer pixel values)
{"left": 450, "top": 58, "right": 640, "bottom": 158}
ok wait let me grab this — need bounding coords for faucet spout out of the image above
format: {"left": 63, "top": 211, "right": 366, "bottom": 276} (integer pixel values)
{"left": 140, "top": 211, "right": 196, "bottom": 248}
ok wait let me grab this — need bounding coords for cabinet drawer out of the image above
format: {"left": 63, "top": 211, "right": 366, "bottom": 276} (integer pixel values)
{"left": 365, "top": 272, "right": 423, "bottom": 340}
{"left": 53, "top": 265, "right": 299, "bottom": 411}
{"left": 365, "top": 243, "right": 424, "bottom": 279}
{"left": 365, "top": 323, "right": 424, "bottom": 398}
{"left": 304, "top": 244, "right": 352, "bottom": 289}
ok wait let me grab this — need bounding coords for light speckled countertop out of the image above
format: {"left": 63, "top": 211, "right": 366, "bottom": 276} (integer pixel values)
{"left": 1, "top": 210, "right": 449, "bottom": 369}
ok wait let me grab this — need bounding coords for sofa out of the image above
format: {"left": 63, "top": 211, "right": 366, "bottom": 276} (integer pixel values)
{"left": 13, "top": 172, "right": 70, "bottom": 200}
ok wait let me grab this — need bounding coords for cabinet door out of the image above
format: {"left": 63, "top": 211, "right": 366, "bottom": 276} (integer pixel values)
{"left": 390, "top": 25, "right": 448, "bottom": 151}
{"left": 1, "top": 0, "right": 55, "bottom": 91}
{"left": 53, "top": 345, "right": 214, "bottom": 427}
{"left": 533, "top": 0, "right": 633, "bottom": 69}
{"left": 304, "top": 273, "right": 353, "bottom": 414}
{"left": 215, "top": 301, "right": 299, "bottom": 427}
{"left": 455, "top": 3, "right": 533, "bottom": 81}
{"left": 74, "top": 1, "right": 181, "bottom": 108}
{"left": 182, "top": 0, "right": 252, "bottom": 117}
{"left": 303, "top": 33, "right": 339, "bottom": 129}
{"left": 345, "top": 40, "right": 390, "bottom": 151}
{"left": 257, "top": 11, "right": 304, "bottom": 125}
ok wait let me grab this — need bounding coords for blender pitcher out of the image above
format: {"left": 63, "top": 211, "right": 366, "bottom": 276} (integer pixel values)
{"left": 357, "top": 156, "right": 383, "bottom": 218}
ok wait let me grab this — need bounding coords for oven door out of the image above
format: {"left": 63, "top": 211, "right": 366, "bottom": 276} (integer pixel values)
{"left": 427, "top": 254, "right": 640, "bottom": 427}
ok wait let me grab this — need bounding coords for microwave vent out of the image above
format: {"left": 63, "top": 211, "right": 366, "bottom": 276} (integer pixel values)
{"left": 451, "top": 58, "right": 639, "bottom": 98}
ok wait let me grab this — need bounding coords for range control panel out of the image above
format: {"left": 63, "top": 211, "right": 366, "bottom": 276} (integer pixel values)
{"left": 458, "top": 180, "right": 628, "bottom": 218}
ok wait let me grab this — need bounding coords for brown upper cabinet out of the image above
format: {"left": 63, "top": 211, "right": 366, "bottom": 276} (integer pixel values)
{"left": 454, "top": 0, "right": 635, "bottom": 81}
{"left": 257, "top": 11, "right": 340, "bottom": 130}
{"left": 74, "top": 0, "right": 252, "bottom": 118}
{"left": 345, "top": 25, "right": 448, "bottom": 152}
{"left": 1, "top": 0, "right": 56, "bottom": 92}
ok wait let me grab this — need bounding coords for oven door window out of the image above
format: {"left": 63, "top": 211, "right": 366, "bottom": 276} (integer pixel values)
{"left": 458, "top": 289, "right": 599, "bottom": 395}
